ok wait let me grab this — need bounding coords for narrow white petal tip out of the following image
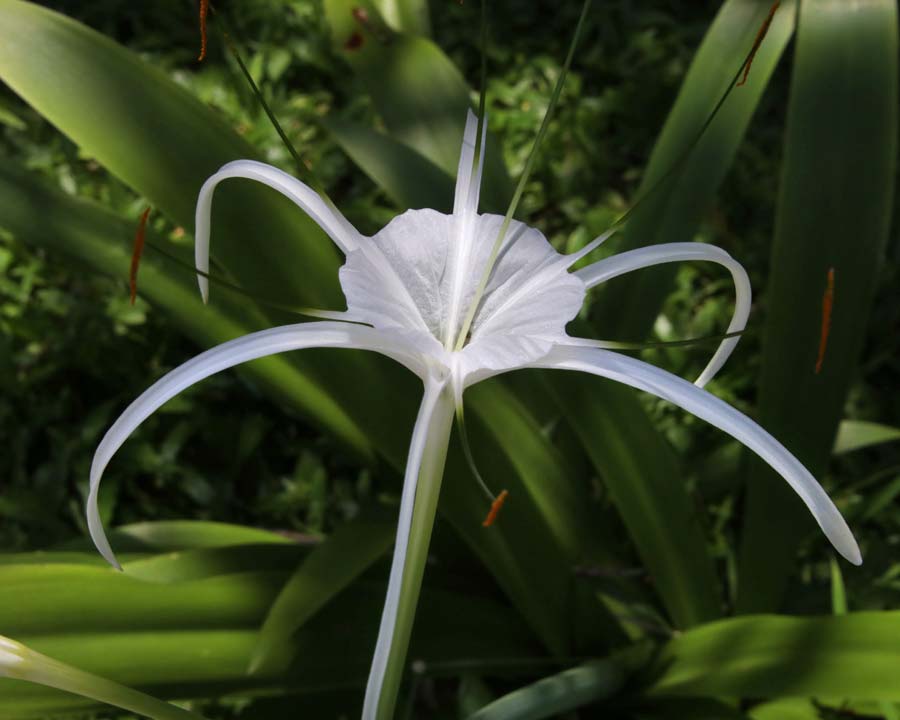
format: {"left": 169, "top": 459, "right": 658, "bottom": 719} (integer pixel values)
{"left": 199, "top": 278, "right": 209, "bottom": 305}
{"left": 840, "top": 537, "right": 863, "bottom": 567}
{"left": 86, "top": 488, "right": 122, "bottom": 571}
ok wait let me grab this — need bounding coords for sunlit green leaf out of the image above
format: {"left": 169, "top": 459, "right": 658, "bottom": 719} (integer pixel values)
{"left": 833, "top": 420, "right": 900, "bottom": 455}
{"left": 648, "top": 612, "right": 900, "bottom": 701}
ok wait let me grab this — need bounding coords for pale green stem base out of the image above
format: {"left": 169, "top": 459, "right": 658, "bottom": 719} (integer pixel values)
{"left": 375, "top": 385, "right": 455, "bottom": 720}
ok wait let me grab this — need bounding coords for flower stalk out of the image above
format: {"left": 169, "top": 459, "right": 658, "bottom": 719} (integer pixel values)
{"left": 369, "top": 378, "right": 455, "bottom": 720}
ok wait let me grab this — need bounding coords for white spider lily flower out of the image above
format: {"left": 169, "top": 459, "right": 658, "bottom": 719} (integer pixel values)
{"left": 87, "top": 110, "right": 861, "bottom": 719}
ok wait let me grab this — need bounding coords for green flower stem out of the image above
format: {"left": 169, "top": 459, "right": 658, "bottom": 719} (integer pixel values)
{"left": 376, "top": 384, "right": 456, "bottom": 720}
{"left": 0, "top": 636, "right": 205, "bottom": 720}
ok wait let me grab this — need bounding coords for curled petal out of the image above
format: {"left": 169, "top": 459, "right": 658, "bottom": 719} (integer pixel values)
{"left": 532, "top": 344, "right": 861, "bottom": 566}
{"left": 363, "top": 375, "right": 451, "bottom": 719}
{"left": 194, "top": 160, "right": 362, "bottom": 302}
{"left": 575, "top": 243, "right": 751, "bottom": 387}
{"left": 88, "top": 322, "right": 427, "bottom": 569}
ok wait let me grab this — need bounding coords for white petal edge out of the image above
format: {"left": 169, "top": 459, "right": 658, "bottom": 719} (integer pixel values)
{"left": 531, "top": 344, "right": 862, "bottom": 566}
{"left": 194, "top": 160, "right": 363, "bottom": 302}
{"left": 574, "top": 243, "right": 751, "bottom": 388}
{"left": 362, "top": 375, "right": 449, "bottom": 720}
{"left": 87, "top": 321, "right": 428, "bottom": 569}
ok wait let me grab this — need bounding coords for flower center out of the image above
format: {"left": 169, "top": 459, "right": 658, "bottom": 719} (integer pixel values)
{"left": 339, "top": 209, "right": 586, "bottom": 368}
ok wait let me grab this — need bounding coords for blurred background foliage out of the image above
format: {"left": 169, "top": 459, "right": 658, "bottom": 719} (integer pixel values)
{"left": 1, "top": 0, "right": 899, "bottom": 718}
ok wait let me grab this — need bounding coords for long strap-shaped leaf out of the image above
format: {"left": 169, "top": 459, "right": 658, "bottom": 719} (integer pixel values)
{"left": 736, "top": 0, "right": 898, "bottom": 612}
{"left": 465, "top": 660, "right": 624, "bottom": 720}
{"left": 647, "top": 612, "right": 900, "bottom": 701}
{"left": 590, "top": 0, "right": 795, "bottom": 340}
{"left": 322, "top": 0, "right": 512, "bottom": 212}
{"left": 543, "top": 371, "right": 721, "bottom": 629}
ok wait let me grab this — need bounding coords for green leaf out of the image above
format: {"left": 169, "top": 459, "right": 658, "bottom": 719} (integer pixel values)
{"left": 465, "top": 661, "right": 624, "bottom": 720}
{"left": 647, "top": 612, "right": 900, "bottom": 701}
{"left": 53, "top": 520, "right": 293, "bottom": 553}
{"left": 544, "top": 369, "right": 721, "bottom": 629}
{"left": 249, "top": 508, "right": 395, "bottom": 676}
{"left": 122, "top": 545, "right": 310, "bottom": 584}
{"left": 373, "top": 0, "right": 431, "bottom": 36}
{"left": 324, "top": 116, "right": 455, "bottom": 212}
{"left": 748, "top": 699, "right": 820, "bottom": 720}
{"left": 0, "top": 162, "right": 375, "bottom": 461}
{"left": 830, "top": 557, "right": 847, "bottom": 615}
{"left": 323, "top": 0, "right": 511, "bottom": 211}
{"left": 591, "top": 0, "right": 795, "bottom": 340}
{"left": 834, "top": 420, "right": 900, "bottom": 455}
{"left": 0, "top": 636, "right": 205, "bottom": 720}
{"left": 736, "top": 0, "right": 898, "bottom": 612}
{"left": 0, "top": 557, "right": 539, "bottom": 720}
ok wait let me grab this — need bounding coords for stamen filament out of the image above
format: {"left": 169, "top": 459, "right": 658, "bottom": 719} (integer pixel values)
{"left": 736, "top": 2, "right": 780, "bottom": 87}
{"left": 815, "top": 267, "right": 835, "bottom": 374}
{"left": 197, "top": 0, "right": 209, "bottom": 62}
{"left": 129, "top": 207, "right": 151, "bottom": 305}
{"left": 143, "top": 240, "right": 345, "bottom": 320}
{"left": 456, "top": 403, "right": 497, "bottom": 503}
{"left": 453, "top": 0, "right": 593, "bottom": 351}
{"left": 588, "top": 328, "right": 746, "bottom": 351}
{"left": 218, "top": 23, "right": 337, "bottom": 207}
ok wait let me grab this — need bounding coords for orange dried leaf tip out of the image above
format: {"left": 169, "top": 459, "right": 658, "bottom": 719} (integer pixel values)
{"left": 737, "top": 1, "right": 780, "bottom": 88}
{"left": 482, "top": 490, "right": 509, "bottom": 528}
{"left": 815, "top": 267, "right": 835, "bottom": 374}
{"left": 129, "top": 208, "right": 151, "bottom": 305}
{"left": 197, "top": 0, "right": 209, "bottom": 62}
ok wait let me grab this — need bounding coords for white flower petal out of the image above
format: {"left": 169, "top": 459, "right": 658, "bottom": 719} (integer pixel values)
{"left": 575, "top": 243, "right": 751, "bottom": 387}
{"left": 363, "top": 376, "right": 450, "bottom": 720}
{"left": 340, "top": 210, "right": 450, "bottom": 337}
{"left": 87, "top": 322, "right": 428, "bottom": 569}
{"left": 532, "top": 344, "right": 862, "bottom": 566}
{"left": 194, "top": 160, "right": 362, "bottom": 302}
{"left": 452, "top": 109, "right": 486, "bottom": 218}
{"left": 444, "top": 111, "right": 487, "bottom": 347}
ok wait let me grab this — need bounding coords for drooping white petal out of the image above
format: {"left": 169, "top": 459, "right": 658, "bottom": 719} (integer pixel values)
{"left": 362, "top": 375, "right": 450, "bottom": 720}
{"left": 532, "top": 344, "right": 861, "bottom": 565}
{"left": 575, "top": 243, "right": 751, "bottom": 388}
{"left": 194, "top": 160, "right": 362, "bottom": 302}
{"left": 87, "top": 322, "right": 429, "bottom": 569}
